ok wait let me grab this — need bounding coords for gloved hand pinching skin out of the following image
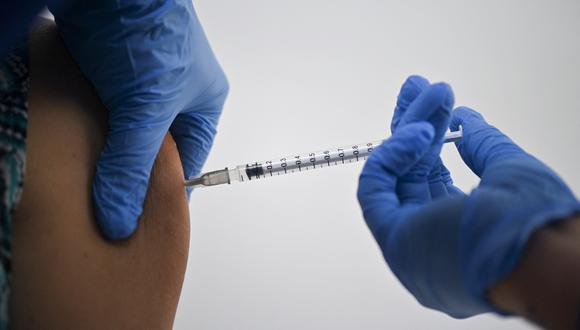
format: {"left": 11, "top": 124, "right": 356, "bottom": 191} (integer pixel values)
{"left": 48, "top": 0, "right": 229, "bottom": 239}
{"left": 357, "top": 75, "right": 580, "bottom": 318}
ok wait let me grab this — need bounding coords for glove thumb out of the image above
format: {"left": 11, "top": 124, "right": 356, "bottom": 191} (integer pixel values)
{"left": 358, "top": 121, "right": 435, "bottom": 236}
{"left": 93, "top": 123, "right": 168, "bottom": 239}
{"left": 450, "top": 107, "right": 525, "bottom": 177}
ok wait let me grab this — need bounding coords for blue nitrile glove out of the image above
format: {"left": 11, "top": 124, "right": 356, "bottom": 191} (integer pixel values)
{"left": 357, "top": 75, "right": 580, "bottom": 318}
{"left": 48, "top": 0, "right": 229, "bottom": 239}
{"left": 0, "top": 0, "right": 47, "bottom": 56}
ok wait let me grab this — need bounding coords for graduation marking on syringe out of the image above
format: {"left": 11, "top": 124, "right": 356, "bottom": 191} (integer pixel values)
{"left": 185, "top": 129, "right": 463, "bottom": 189}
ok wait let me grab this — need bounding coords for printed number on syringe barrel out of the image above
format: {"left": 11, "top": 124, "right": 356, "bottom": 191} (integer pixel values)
{"left": 185, "top": 129, "right": 463, "bottom": 189}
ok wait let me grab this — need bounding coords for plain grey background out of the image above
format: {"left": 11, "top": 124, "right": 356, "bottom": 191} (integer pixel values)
{"left": 175, "top": 1, "right": 580, "bottom": 329}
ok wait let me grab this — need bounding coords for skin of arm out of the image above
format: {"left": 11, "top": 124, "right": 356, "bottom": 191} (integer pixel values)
{"left": 9, "top": 19, "right": 190, "bottom": 329}
{"left": 489, "top": 216, "right": 580, "bottom": 330}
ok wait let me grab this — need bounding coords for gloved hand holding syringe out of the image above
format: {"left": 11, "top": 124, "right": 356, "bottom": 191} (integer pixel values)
{"left": 185, "top": 129, "right": 462, "bottom": 188}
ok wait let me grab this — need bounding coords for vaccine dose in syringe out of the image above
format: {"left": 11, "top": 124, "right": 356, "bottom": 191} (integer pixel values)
{"left": 185, "top": 129, "right": 462, "bottom": 189}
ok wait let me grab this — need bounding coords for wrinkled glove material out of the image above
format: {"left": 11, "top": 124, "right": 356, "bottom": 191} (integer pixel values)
{"left": 49, "top": 0, "right": 229, "bottom": 239}
{"left": 358, "top": 75, "right": 580, "bottom": 318}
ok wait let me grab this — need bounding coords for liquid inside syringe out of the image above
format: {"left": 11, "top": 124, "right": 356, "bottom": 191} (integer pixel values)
{"left": 185, "top": 130, "right": 462, "bottom": 189}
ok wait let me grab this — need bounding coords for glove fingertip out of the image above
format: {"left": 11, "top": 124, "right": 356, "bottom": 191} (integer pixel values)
{"left": 397, "top": 75, "right": 430, "bottom": 106}
{"left": 431, "top": 82, "right": 455, "bottom": 110}
{"left": 364, "top": 121, "right": 434, "bottom": 181}
{"left": 450, "top": 106, "right": 483, "bottom": 130}
{"left": 91, "top": 127, "right": 163, "bottom": 240}
{"left": 402, "top": 75, "right": 430, "bottom": 92}
{"left": 393, "top": 75, "right": 430, "bottom": 132}
{"left": 98, "top": 215, "right": 139, "bottom": 240}
{"left": 92, "top": 178, "right": 141, "bottom": 240}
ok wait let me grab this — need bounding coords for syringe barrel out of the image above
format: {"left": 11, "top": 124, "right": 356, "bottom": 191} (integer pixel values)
{"left": 228, "top": 130, "right": 462, "bottom": 183}
{"left": 228, "top": 140, "right": 381, "bottom": 183}
{"left": 187, "top": 130, "right": 462, "bottom": 188}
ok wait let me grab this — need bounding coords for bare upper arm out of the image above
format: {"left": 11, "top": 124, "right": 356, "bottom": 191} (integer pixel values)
{"left": 10, "top": 19, "right": 190, "bottom": 329}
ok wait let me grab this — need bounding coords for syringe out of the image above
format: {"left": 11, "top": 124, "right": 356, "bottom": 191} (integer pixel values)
{"left": 185, "top": 130, "right": 462, "bottom": 189}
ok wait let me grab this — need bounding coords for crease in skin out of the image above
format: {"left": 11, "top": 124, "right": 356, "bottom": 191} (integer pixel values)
{"left": 10, "top": 18, "right": 190, "bottom": 329}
